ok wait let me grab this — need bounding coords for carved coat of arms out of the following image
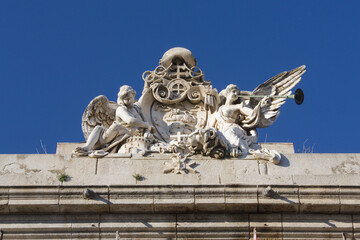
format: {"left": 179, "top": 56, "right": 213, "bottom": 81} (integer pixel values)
{"left": 73, "top": 47, "right": 306, "bottom": 172}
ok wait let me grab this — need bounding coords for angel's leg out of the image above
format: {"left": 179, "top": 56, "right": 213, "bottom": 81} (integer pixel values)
{"left": 229, "top": 126, "right": 249, "bottom": 156}
{"left": 102, "top": 123, "right": 130, "bottom": 143}
{"left": 75, "top": 126, "right": 104, "bottom": 153}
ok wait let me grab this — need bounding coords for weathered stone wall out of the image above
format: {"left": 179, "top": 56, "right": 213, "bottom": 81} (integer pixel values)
{"left": 0, "top": 143, "right": 360, "bottom": 239}
{"left": 0, "top": 213, "right": 358, "bottom": 239}
{"left": 1, "top": 185, "right": 360, "bottom": 215}
{"left": 1, "top": 143, "right": 359, "bottom": 186}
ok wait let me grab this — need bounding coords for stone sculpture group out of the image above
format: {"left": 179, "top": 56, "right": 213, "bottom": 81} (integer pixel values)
{"left": 73, "top": 47, "right": 305, "bottom": 171}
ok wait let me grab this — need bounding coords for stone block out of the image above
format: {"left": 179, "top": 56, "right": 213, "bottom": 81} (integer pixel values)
{"left": 95, "top": 158, "right": 136, "bottom": 184}
{"left": 195, "top": 185, "right": 225, "bottom": 212}
{"left": 100, "top": 213, "right": 176, "bottom": 239}
{"left": 56, "top": 142, "right": 83, "bottom": 156}
{"left": 340, "top": 186, "right": 360, "bottom": 213}
{"left": 109, "top": 186, "right": 154, "bottom": 213}
{"left": 330, "top": 153, "right": 360, "bottom": 174}
{"left": 0, "top": 187, "right": 9, "bottom": 213}
{"left": 62, "top": 156, "right": 97, "bottom": 185}
{"left": 0, "top": 154, "right": 68, "bottom": 186}
{"left": 283, "top": 214, "right": 353, "bottom": 239}
{"left": 177, "top": 213, "right": 249, "bottom": 239}
{"left": 260, "top": 142, "right": 294, "bottom": 154}
{"left": 220, "top": 159, "right": 260, "bottom": 184}
{"left": 95, "top": 157, "right": 202, "bottom": 185}
{"left": 8, "top": 186, "right": 59, "bottom": 213}
{"left": 225, "top": 185, "right": 258, "bottom": 212}
{"left": 71, "top": 214, "right": 100, "bottom": 239}
{"left": 299, "top": 186, "right": 340, "bottom": 213}
{"left": 353, "top": 215, "right": 360, "bottom": 239}
{"left": 195, "top": 158, "right": 227, "bottom": 184}
{"left": 0, "top": 214, "right": 72, "bottom": 239}
{"left": 293, "top": 174, "right": 360, "bottom": 185}
{"left": 59, "top": 186, "right": 109, "bottom": 213}
{"left": 146, "top": 170, "right": 203, "bottom": 185}
{"left": 60, "top": 145, "right": 102, "bottom": 182}
{"left": 258, "top": 185, "right": 299, "bottom": 213}
{"left": 279, "top": 153, "right": 360, "bottom": 176}
{"left": 223, "top": 168, "right": 294, "bottom": 185}
{"left": 153, "top": 186, "right": 194, "bottom": 213}
{"left": 249, "top": 214, "right": 282, "bottom": 239}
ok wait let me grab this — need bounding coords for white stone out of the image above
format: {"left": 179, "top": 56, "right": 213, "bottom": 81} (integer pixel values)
{"left": 177, "top": 213, "right": 249, "bottom": 239}
{"left": 299, "top": 186, "right": 340, "bottom": 213}
{"left": 72, "top": 48, "right": 306, "bottom": 166}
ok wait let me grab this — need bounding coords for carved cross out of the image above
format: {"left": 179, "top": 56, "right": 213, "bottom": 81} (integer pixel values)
{"left": 169, "top": 64, "right": 189, "bottom": 79}
{"left": 170, "top": 131, "right": 188, "bottom": 142}
{"left": 172, "top": 83, "right": 185, "bottom": 95}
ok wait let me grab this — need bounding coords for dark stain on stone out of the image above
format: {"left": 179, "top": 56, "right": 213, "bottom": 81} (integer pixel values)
{"left": 48, "top": 167, "right": 67, "bottom": 175}
{"left": 332, "top": 161, "right": 360, "bottom": 174}
{"left": 16, "top": 154, "right": 27, "bottom": 160}
{"left": 1, "top": 163, "right": 41, "bottom": 174}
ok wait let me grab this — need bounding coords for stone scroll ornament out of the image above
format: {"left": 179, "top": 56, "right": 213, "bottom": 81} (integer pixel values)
{"left": 72, "top": 47, "right": 305, "bottom": 172}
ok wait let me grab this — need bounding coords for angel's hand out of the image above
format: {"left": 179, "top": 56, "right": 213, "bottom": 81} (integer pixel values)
{"left": 260, "top": 96, "right": 271, "bottom": 108}
{"left": 144, "top": 131, "right": 154, "bottom": 140}
{"left": 147, "top": 125, "right": 156, "bottom": 133}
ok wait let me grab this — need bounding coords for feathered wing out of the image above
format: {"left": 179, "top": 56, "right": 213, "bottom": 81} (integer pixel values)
{"left": 247, "top": 65, "right": 306, "bottom": 128}
{"left": 81, "top": 95, "right": 118, "bottom": 140}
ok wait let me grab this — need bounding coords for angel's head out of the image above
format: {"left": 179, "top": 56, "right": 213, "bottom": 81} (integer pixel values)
{"left": 117, "top": 85, "right": 136, "bottom": 107}
{"left": 225, "top": 84, "right": 240, "bottom": 103}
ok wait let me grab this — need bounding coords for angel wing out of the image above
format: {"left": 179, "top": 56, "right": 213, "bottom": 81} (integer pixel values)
{"left": 248, "top": 65, "right": 306, "bottom": 128}
{"left": 81, "top": 95, "right": 118, "bottom": 140}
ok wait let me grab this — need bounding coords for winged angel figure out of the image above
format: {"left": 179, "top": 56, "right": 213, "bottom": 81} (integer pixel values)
{"left": 72, "top": 45, "right": 305, "bottom": 166}
{"left": 72, "top": 85, "right": 155, "bottom": 157}
{"left": 214, "top": 66, "right": 305, "bottom": 163}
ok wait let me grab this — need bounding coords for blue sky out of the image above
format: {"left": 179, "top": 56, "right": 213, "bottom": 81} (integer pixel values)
{"left": 0, "top": 1, "right": 359, "bottom": 154}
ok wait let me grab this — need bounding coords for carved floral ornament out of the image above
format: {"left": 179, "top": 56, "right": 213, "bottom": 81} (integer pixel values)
{"left": 73, "top": 47, "right": 305, "bottom": 174}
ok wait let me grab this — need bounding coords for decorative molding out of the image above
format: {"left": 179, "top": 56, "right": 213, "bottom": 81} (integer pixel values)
{"left": 0, "top": 213, "right": 356, "bottom": 239}
{"left": 0, "top": 185, "right": 359, "bottom": 214}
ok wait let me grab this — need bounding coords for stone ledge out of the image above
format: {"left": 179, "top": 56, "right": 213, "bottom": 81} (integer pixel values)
{"left": 8, "top": 186, "right": 59, "bottom": 214}
{"left": 59, "top": 186, "right": 109, "bottom": 213}
{"left": 1, "top": 185, "right": 360, "bottom": 215}
{"left": 225, "top": 185, "right": 258, "bottom": 212}
{"left": 282, "top": 214, "right": 353, "bottom": 239}
{"left": 250, "top": 213, "right": 282, "bottom": 239}
{"left": 101, "top": 214, "right": 176, "bottom": 239}
{"left": 340, "top": 186, "right": 360, "bottom": 213}
{"left": 353, "top": 215, "right": 360, "bottom": 239}
{"left": 154, "top": 186, "right": 195, "bottom": 213}
{"left": 0, "top": 187, "right": 9, "bottom": 214}
{"left": 2, "top": 153, "right": 360, "bottom": 186}
{"left": 177, "top": 213, "right": 249, "bottom": 239}
{"left": 195, "top": 185, "right": 225, "bottom": 212}
{"left": 109, "top": 186, "right": 154, "bottom": 213}
{"left": 0, "top": 213, "right": 355, "bottom": 239}
{"left": 258, "top": 185, "right": 299, "bottom": 213}
{"left": 299, "top": 186, "right": 340, "bottom": 213}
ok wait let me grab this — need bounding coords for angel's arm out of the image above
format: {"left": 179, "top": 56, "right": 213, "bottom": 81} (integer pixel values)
{"left": 233, "top": 97, "right": 271, "bottom": 128}
{"left": 116, "top": 107, "right": 153, "bottom": 131}
{"left": 234, "top": 100, "right": 263, "bottom": 117}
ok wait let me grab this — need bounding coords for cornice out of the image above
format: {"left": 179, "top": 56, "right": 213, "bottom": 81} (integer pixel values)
{"left": 0, "top": 185, "right": 359, "bottom": 215}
